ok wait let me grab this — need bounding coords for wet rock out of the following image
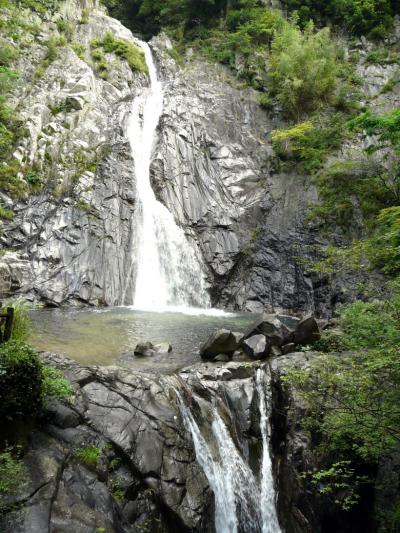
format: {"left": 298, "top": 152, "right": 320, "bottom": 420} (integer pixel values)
{"left": 154, "top": 342, "right": 172, "bottom": 353}
{"left": 134, "top": 341, "right": 156, "bottom": 356}
{"left": 293, "top": 316, "right": 320, "bottom": 346}
{"left": 42, "top": 401, "right": 80, "bottom": 429}
{"left": 282, "top": 343, "right": 296, "bottom": 355}
{"left": 242, "top": 334, "right": 269, "bottom": 359}
{"left": 214, "top": 354, "right": 231, "bottom": 362}
{"left": 244, "top": 313, "right": 291, "bottom": 346}
{"left": 200, "top": 329, "right": 239, "bottom": 360}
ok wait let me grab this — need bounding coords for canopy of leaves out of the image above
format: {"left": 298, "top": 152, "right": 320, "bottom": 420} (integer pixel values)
{"left": 284, "top": 0, "right": 398, "bottom": 38}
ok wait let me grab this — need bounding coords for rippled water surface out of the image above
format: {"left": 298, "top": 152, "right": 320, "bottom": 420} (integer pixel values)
{"left": 30, "top": 307, "right": 257, "bottom": 372}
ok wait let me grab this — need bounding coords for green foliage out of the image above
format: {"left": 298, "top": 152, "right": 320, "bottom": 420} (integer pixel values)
{"left": 349, "top": 108, "right": 400, "bottom": 149}
{"left": 308, "top": 461, "right": 367, "bottom": 511}
{"left": 312, "top": 330, "right": 345, "bottom": 352}
{"left": 16, "top": 0, "right": 58, "bottom": 14}
{"left": 0, "top": 205, "right": 13, "bottom": 220}
{"left": 80, "top": 8, "right": 90, "bottom": 24}
{"left": 339, "top": 299, "right": 400, "bottom": 349}
{"left": 1, "top": 299, "right": 32, "bottom": 342}
{"left": 71, "top": 42, "right": 85, "bottom": 60}
{"left": 0, "top": 341, "right": 43, "bottom": 419}
{"left": 284, "top": 288, "right": 400, "bottom": 510}
{"left": 366, "top": 207, "right": 400, "bottom": 274}
{"left": 75, "top": 446, "right": 100, "bottom": 469}
{"left": 0, "top": 447, "right": 24, "bottom": 509}
{"left": 91, "top": 32, "right": 148, "bottom": 74}
{"left": 34, "top": 35, "right": 67, "bottom": 80}
{"left": 259, "top": 93, "right": 272, "bottom": 111}
{"left": 272, "top": 114, "right": 349, "bottom": 174}
{"left": 284, "top": 0, "right": 397, "bottom": 38}
{"left": 56, "top": 19, "right": 74, "bottom": 41}
{"left": 0, "top": 40, "right": 18, "bottom": 66}
{"left": 269, "top": 20, "right": 339, "bottom": 119}
{"left": 41, "top": 366, "right": 73, "bottom": 401}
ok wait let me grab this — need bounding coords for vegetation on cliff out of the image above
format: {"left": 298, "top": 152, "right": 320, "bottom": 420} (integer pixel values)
{"left": 285, "top": 282, "right": 400, "bottom": 524}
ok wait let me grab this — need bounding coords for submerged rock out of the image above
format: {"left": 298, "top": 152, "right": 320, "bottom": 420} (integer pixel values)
{"left": 134, "top": 341, "right": 156, "bottom": 356}
{"left": 154, "top": 342, "right": 173, "bottom": 353}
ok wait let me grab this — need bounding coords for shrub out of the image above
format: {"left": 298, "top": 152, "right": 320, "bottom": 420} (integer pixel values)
{"left": 366, "top": 207, "right": 400, "bottom": 274}
{"left": 101, "top": 32, "right": 148, "bottom": 73}
{"left": 0, "top": 40, "right": 18, "bottom": 66}
{"left": 0, "top": 447, "right": 24, "bottom": 510}
{"left": 285, "top": 0, "right": 396, "bottom": 38}
{"left": 0, "top": 205, "right": 14, "bottom": 220}
{"left": 0, "top": 341, "right": 43, "bottom": 419}
{"left": 269, "top": 19, "right": 339, "bottom": 119}
{"left": 1, "top": 298, "right": 32, "bottom": 342}
{"left": 75, "top": 445, "right": 100, "bottom": 469}
{"left": 271, "top": 114, "right": 347, "bottom": 173}
{"left": 41, "top": 366, "right": 74, "bottom": 401}
{"left": 259, "top": 93, "right": 273, "bottom": 111}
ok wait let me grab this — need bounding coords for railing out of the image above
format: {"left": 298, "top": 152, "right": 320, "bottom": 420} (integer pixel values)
{"left": 0, "top": 306, "right": 14, "bottom": 343}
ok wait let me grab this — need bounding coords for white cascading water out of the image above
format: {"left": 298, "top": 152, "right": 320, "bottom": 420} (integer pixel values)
{"left": 125, "top": 41, "right": 210, "bottom": 312}
{"left": 176, "top": 370, "right": 282, "bottom": 533}
{"left": 256, "top": 368, "right": 282, "bottom": 533}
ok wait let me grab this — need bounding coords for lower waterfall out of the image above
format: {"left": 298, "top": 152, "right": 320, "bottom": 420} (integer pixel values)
{"left": 176, "top": 369, "right": 282, "bottom": 533}
{"left": 125, "top": 40, "right": 210, "bottom": 312}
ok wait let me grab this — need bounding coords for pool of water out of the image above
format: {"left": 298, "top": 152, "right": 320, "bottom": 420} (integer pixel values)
{"left": 29, "top": 307, "right": 257, "bottom": 373}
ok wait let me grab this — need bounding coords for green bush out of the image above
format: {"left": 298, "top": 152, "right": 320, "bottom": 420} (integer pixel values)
{"left": 0, "top": 205, "right": 14, "bottom": 220}
{"left": 0, "top": 447, "right": 24, "bottom": 510}
{"left": 0, "top": 341, "right": 43, "bottom": 419}
{"left": 284, "top": 0, "right": 396, "bottom": 38}
{"left": 1, "top": 299, "right": 32, "bottom": 342}
{"left": 0, "top": 40, "right": 18, "bottom": 66}
{"left": 100, "top": 32, "right": 148, "bottom": 73}
{"left": 366, "top": 207, "right": 400, "bottom": 274}
{"left": 41, "top": 365, "right": 74, "bottom": 400}
{"left": 271, "top": 114, "right": 348, "bottom": 173}
{"left": 75, "top": 445, "right": 100, "bottom": 469}
{"left": 269, "top": 19, "right": 340, "bottom": 119}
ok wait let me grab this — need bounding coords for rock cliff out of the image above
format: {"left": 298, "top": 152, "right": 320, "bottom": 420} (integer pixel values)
{"left": 1, "top": 1, "right": 398, "bottom": 314}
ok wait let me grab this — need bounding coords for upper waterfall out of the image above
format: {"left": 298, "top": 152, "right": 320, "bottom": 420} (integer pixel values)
{"left": 125, "top": 41, "right": 211, "bottom": 312}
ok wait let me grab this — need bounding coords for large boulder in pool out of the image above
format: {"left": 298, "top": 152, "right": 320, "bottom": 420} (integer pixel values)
{"left": 242, "top": 334, "right": 269, "bottom": 360}
{"left": 200, "top": 329, "right": 240, "bottom": 360}
{"left": 134, "top": 341, "right": 156, "bottom": 357}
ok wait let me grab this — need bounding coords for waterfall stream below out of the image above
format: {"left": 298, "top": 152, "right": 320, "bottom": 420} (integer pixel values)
{"left": 177, "top": 369, "right": 282, "bottom": 533}
{"left": 124, "top": 40, "right": 210, "bottom": 312}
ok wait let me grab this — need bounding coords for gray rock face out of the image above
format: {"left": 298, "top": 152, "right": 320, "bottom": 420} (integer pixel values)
{"left": 0, "top": 353, "right": 275, "bottom": 533}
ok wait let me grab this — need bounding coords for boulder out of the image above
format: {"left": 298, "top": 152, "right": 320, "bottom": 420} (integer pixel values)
{"left": 244, "top": 313, "right": 290, "bottom": 346}
{"left": 200, "top": 329, "right": 239, "bottom": 360}
{"left": 293, "top": 316, "right": 320, "bottom": 345}
{"left": 154, "top": 342, "right": 172, "bottom": 353}
{"left": 214, "top": 354, "right": 231, "bottom": 362}
{"left": 134, "top": 341, "right": 155, "bottom": 357}
{"left": 282, "top": 343, "right": 296, "bottom": 355}
{"left": 242, "top": 334, "right": 269, "bottom": 360}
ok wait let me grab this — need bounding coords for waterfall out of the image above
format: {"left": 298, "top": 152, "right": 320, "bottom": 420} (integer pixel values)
{"left": 176, "top": 371, "right": 282, "bottom": 533}
{"left": 256, "top": 369, "right": 282, "bottom": 533}
{"left": 125, "top": 41, "right": 210, "bottom": 312}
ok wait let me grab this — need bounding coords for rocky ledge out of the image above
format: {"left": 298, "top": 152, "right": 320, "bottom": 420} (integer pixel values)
{"left": 0, "top": 350, "right": 318, "bottom": 533}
